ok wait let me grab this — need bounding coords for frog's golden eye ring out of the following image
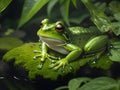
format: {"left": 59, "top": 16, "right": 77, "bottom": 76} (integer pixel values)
{"left": 55, "top": 23, "right": 64, "bottom": 32}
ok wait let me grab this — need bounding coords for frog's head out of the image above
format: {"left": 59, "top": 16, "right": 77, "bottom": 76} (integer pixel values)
{"left": 37, "top": 19, "right": 68, "bottom": 44}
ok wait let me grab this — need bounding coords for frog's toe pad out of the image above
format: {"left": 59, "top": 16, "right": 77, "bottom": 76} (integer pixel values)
{"left": 49, "top": 59, "right": 73, "bottom": 73}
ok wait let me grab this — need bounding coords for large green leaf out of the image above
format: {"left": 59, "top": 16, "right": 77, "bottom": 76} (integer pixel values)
{"left": 68, "top": 77, "right": 91, "bottom": 90}
{"left": 71, "top": 0, "right": 77, "bottom": 8}
{"left": 55, "top": 77, "right": 120, "bottom": 90}
{"left": 109, "top": 1, "right": 120, "bottom": 14}
{"left": 78, "top": 77, "right": 119, "bottom": 90}
{"left": 111, "top": 41, "right": 120, "bottom": 49}
{"left": 18, "top": 0, "right": 49, "bottom": 28}
{"left": 81, "top": 0, "right": 113, "bottom": 33}
{"left": 0, "top": 0, "right": 12, "bottom": 13}
{"left": 108, "top": 1, "right": 120, "bottom": 36}
{"left": 109, "top": 49, "right": 120, "bottom": 62}
{"left": 109, "top": 41, "right": 120, "bottom": 62}
{"left": 60, "top": 0, "right": 70, "bottom": 25}
{"left": 47, "top": 0, "right": 58, "bottom": 16}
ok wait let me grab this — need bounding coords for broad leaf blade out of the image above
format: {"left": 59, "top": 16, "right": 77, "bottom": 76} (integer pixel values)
{"left": 71, "top": 0, "right": 77, "bottom": 8}
{"left": 111, "top": 41, "right": 120, "bottom": 49}
{"left": 18, "top": 0, "right": 49, "bottom": 28}
{"left": 0, "top": 0, "right": 12, "bottom": 13}
{"left": 109, "top": 1, "right": 120, "bottom": 14}
{"left": 47, "top": 0, "right": 58, "bottom": 16}
{"left": 109, "top": 41, "right": 120, "bottom": 62}
{"left": 60, "top": 0, "right": 70, "bottom": 25}
{"left": 81, "top": 0, "right": 113, "bottom": 32}
{"left": 79, "top": 77, "right": 118, "bottom": 90}
{"left": 68, "top": 77, "right": 91, "bottom": 90}
{"left": 109, "top": 49, "right": 120, "bottom": 62}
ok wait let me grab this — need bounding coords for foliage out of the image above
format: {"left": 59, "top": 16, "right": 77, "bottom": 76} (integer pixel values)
{"left": 1, "top": 0, "right": 120, "bottom": 81}
{"left": 17, "top": 0, "right": 120, "bottom": 34}
{"left": 1, "top": 0, "right": 120, "bottom": 32}
{"left": 0, "top": 37, "right": 23, "bottom": 50}
{"left": 81, "top": 0, "right": 113, "bottom": 33}
{"left": 55, "top": 77, "right": 120, "bottom": 90}
{"left": 0, "top": 0, "right": 12, "bottom": 13}
{"left": 109, "top": 42, "right": 120, "bottom": 62}
{"left": 18, "top": 0, "right": 49, "bottom": 28}
{"left": 3, "top": 42, "right": 113, "bottom": 80}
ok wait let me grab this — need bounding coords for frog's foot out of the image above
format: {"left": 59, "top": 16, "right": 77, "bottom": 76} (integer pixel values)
{"left": 89, "top": 51, "right": 104, "bottom": 64}
{"left": 33, "top": 50, "right": 59, "bottom": 69}
{"left": 49, "top": 58, "right": 73, "bottom": 73}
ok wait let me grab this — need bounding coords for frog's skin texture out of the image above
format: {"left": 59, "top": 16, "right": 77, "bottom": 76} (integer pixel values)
{"left": 34, "top": 19, "right": 108, "bottom": 71}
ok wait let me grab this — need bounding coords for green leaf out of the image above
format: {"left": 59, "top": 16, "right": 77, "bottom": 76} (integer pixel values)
{"left": 111, "top": 41, "right": 120, "bottom": 49}
{"left": 60, "top": 0, "right": 70, "bottom": 25}
{"left": 112, "top": 22, "right": 120, "bottom": 36}
{"left": 94, "top": 2, "right": 106, "bottom": 12}
{"left": 0, "top": 37, "right": 23, "bottom": 50}
{"left": 114, "top": 12, "right": 120, "bottom": 21}
{"left": 108, "top": 41, "right": 120, "bottom": 62}
{"left": 0, "top": 0, "right": 12, "bottom": 13}
{"left": 68, "top": 77, "right": 91, "bottom": 90}
{"left": 79, "top": 77, "right": 119, "bottom": 90}
{"left": 81, "top": 0, "right": 113, "bottom": 32}
{"left": 109, "top": 48, "right": 120, "bottom": 62}
{"left": 71, "top": 0, "right": 77, "bottom": 8}
{"left": 69, "top": 14, "right": 89, "bottom": 24}
{"left": 47, "top": 0, "right": 58, "bottom": 16}
{"left": 109, "top": 1, "right": 120, "bottom": 14}
{"left": 18, "top": 0, "right": 49, "bottom": 28}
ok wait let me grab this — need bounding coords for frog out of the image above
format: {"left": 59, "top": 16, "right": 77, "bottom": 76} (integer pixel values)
{"left": 34, "top": 18, "right": 108, "bottom": 72}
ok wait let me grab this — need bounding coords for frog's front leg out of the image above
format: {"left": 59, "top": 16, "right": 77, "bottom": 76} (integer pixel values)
{"left": 49, "top": 44, "right": 82, "bottom": 72}
{"left": 34, "top": 42, "right": 58, "bottom": 69}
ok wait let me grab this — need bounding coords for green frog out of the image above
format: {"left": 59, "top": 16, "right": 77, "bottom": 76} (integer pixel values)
{"left": 34, "top": 19, "right": 108, "bottom": 71}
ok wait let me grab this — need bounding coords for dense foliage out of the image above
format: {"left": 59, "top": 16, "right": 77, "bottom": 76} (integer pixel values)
{"left": 0, "top": 0, "right": 120, "bottom": 90}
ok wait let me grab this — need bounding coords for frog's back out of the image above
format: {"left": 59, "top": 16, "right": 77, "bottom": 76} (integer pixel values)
{"left": 68, "top": 27, "right": 101, "bottom": 48}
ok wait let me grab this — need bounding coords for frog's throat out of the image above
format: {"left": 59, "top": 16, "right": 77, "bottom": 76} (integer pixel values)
{"left": 40, "top": 36, "right": 69, "bottom": 54}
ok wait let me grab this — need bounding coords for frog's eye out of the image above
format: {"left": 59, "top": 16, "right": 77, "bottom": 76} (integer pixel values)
{"left": 55, "top": 23, "right": 64, "bottom": 32}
